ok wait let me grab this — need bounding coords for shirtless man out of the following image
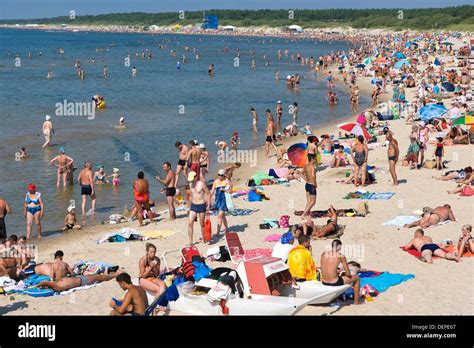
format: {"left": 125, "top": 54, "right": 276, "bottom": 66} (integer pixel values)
{"left": 133, "top": 171, "right": 153, "bottom": 227}
{"left": 175, "top": 141, "right": 189, "bottom": 187}
{"left": 77, "top": 161, "right": 96, "bottom": 215}
{"left": 156, "top": 162, "right": 176, "bottom": 220}
{"left": 0, "top": 197, "right": 12, "bottom": 239}
{"left": 42, "top": 115, "right": 54, "bottom": 148}
{"left": 250, "top": 107, "right": 258, "bottom": 133}
{"left": 265, "top": 109, "right": 279, "bottom": 158}
{"left": 110, "top": 272, "right": 148, "bottom": 316}
{"left": 302, "top": 155, "right": 317, "bottom": 218}
{"left": 403, "top": 229, "right": 460, "bottom": 263}
{"left": 34, "top": 250, "right": 74, "bottom": 281}
{"left": 36, "top": 269, "right": 118, "bottom": 292}
{"left": 405, "top": 205, "right": 456, "bottom": 229}
{"left": 386, "top": 132, "right": 399, "bottom": 185}
{"left": 320, "top": 239, "right": 360, "bottom": 305}
{"left": 187, "top": 171, "right": 211, "bottom": 245}
{"left": 276, "top": 101, "right": 283, "bottom": 132}
{"left": 50, "top": 148, "right": 74, "bottom": 188}
{"left": 187, "top": 140, "right": 201, "bottom": 181}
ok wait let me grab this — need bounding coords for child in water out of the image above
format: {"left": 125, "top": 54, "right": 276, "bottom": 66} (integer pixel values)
{"left": 108, "top": 168, "right": 120, "bottom": 186}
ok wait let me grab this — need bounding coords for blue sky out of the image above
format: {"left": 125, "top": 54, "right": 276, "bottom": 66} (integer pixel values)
{"left": 0, "top": 0, "right": 471, "bottom": 19}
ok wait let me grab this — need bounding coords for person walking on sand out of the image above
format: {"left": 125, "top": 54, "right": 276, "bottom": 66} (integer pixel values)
{"left": 42, "top": 115, "right": 54, "bottom": 148}
{"left": 320, "top": 239, "right": 361, "bottom": 305}
{"left": 351, "top": 136, "right": 369, "bottom": 186}
{"left": 187, "top": 171, "right": 210, "bottom": 245}
{"left": 386, "top": 132, "right": 399, "bottom": 185}
{"left": 155, "top": 162, "right": 176, "bottom": 220}
{"left": 302, "top": 155, "right": 317, "bottom": 218}
{"left": 187, "top": 140, "right": 201, "bottom": 180}
{"left": 24, "top": 183, "right": 44, "bottom": 240}
{"left": 250, "top": 107, "right": 258, "bottom": 133}
{"left": 265, "top": 109, "right": 279, "bottom": 158}
{"left": 198, "top": 143, "right": 210, "bottom": 183}
{"left": 403, "top": 229, "right": 460, "bottom": 263}
{"left": 133, "top": 171, "right": 154, "bottom": 227}
{"left": 77, "top": 161, "right": 96, "bottom": 215}
{"left": 50, "top": 147, "right": 74, "bottom": 188}
{"left": 175, "top": 141, "right": 189, "bottom": 187}
{"left": 210, "top": 169, "right": 231, "bottom": 235}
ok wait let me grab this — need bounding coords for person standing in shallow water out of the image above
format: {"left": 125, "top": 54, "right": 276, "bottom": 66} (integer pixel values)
{"left": 77, "top": 161, "right": 96, "bottom": 215}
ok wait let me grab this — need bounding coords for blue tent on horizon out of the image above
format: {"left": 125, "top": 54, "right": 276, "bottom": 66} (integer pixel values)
{"left": 419, "top": 104, "right": 449, "bottom": 122}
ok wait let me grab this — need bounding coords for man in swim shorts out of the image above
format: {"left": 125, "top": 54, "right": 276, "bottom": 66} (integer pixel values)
{"left": 36, "top": 269, "right": 119, "bottom": 292}
{"left": 0, "top": 197, "right": 12, "bottom": 240}
{"left": 403, "top": 229, "right": 460, "bottom": 263}
{"left": 33, "top": 250, "right": 74, "bottom": 281}
{"left": 175, "top": 141, "right": 189, "bottom": 187}
{"left": 404, "top": 205, "right": 456, "bottom": 228}
{"left": 133, "top": 171, "right": 154, "bottom": 226}
{"left": 187, "top": 140, "right": 201, "bottom": 181}
{"left": 77, "top": 161, "right": 96, "bottom": 215}
{"left": 156, "top": 162, "right": 176, "bottom": 220}
{"left": 110, "top": 272, "right": 148, "bottom": 316}
{"left": 320, "top": 239, "right": 360, "bottom": 305}
{"left": 265, "top": 109, "right": 279, "bottom": 157}
{"left": 187, "top": 171, "right": 210, "bottom": 245}
{"left": 302, "top": 154, "right": 318, "bottom": 218}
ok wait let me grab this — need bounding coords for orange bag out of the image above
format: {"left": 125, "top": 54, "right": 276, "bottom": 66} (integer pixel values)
{"left": 204, "top": 214, "right": 212, "bottom": 242}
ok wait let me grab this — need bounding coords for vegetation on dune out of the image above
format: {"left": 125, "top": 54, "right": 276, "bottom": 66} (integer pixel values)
{"left": 1, "top": 6, "right": 473, "bottom": 31}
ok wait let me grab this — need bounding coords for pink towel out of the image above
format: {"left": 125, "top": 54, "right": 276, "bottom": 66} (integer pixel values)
{"left": 264, "top": 234, "right": 281, "bottom": 242}
{"left": 244, "top": 248, "right": 273, "bottom": 259}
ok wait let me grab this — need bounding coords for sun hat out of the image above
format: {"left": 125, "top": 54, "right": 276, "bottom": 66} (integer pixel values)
{"left": 45, "top": 115, "right": 51, "bottom": 121}
{"left": 187, "top": 171, "right": 197, "bottom": 181}
{"left": 218, "top": 169, "right": 226, "bottom": 176}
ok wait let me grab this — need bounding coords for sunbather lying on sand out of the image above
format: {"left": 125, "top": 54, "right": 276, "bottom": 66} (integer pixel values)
{"left": 36, "top": 269, "right": 119, "bottom": 292}
{"left": 404, "top": 205, "right": 456, "bottom": 228}
{"left": 298, "top": 206, "right": 338, "bottom": 238}
{"left": 402, "top": 229, "right": 460, "bottom": 263}
{"left": 447, "top": 169, "right": 474, "bottom": 194}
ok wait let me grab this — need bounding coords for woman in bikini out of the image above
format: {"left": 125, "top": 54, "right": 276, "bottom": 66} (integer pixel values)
{"left": 350, "top": 136, "right": 368, "bottom": 186}
{"left": 331, "top": 146, "right": 349, "bottom": 168}
{"left": 94, "top": 165, "right": 109, "bottom": 184}
{"left": 457, "top": 225, "right": 474, "bottom": 257}
{"left": 138, "top": 243, "right": 166, "bottom": 300}
{"left": 24, "top": 183, "right": 44, "bottom": 239}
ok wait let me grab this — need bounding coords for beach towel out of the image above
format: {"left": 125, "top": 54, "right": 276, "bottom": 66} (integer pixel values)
{"left": 343, "top": 192, "right": 394, "bottom": 200}
{"left": 58, "top": 283, "right": 100, "bottom": 295}
{"left": 294, "top": 209, "right": 358, "bottom": 218}
{"left": 210, "top": 208, "right": 257, "bottom": 217}
{"left": 157, "top": 283, "right": 180, "bottom": 307}
{"left": 309, "top": 225, "right": 345, "bottom": 240}
{"left": 383, "top": 215, "right": 419, "bottom": 227}
{"left": 360, "top": 272, "right": 414, "bottom": 293}
{"left": 97, "top": 227, "right": 143, "bottom": 244}
{"left": 400, "top": 246, "right": 447, "bottom": 260}
{"left": 287, "top": 245, "right": 317, "bottom": 281}
{"left": 367, "top": 192, "right": 395, "bottom": 200}
{"left": 264, "top": 234, "right": 282, "bottom": 242}
{"left": 143, "top": 230, "right": 177, "bottom": 239}
{"left": 460, "top": 186, "right": 474, "bottom": 197}
{"left": 73, "top": 260, "right": 116, "bottom": 275}
{"left": 445, "top": 244, "right": 474, "bottom": 257}
{"left": 251, "top": 172, "right": 275, "bottom": 185}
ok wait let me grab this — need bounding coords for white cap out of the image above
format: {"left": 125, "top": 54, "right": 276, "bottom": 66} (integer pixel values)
{"left": 119, "top": 117, "right": 124, "bottom": 122}
{"left": 287, "top": 75, "right": 291, "bottom": 79}
{"left": 45, "top": 115, "right": 51, "bottom": 120}
{"left": 277, "top": 100, "right": 282, "bottom": 104}
{"left": 198, "top": 143, "right": 205, "bottom": 149}
{"left": 218, "top": 169, "right": 226, "bottom": 176}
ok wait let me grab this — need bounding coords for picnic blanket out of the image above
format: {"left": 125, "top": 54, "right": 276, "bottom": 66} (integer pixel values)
{"left": 309, "top": 225, "right": 345, "bottom": 240}
{"left": 344, "top": 191, "right": 395, "bottom": 200}
{"left": 264, "top": 234, "right": 282, "bottom": 242}
{"left": 294, "top": 209, "right": 358, "bottom": 218}
{"left": 383, "top": 215, "right": 419, "bottom": 227}
{"left": 360, "top": 272, "right": 414, "bottom": 293}
{"left": 210, "top": 208, "right": 257, "bottom": 217}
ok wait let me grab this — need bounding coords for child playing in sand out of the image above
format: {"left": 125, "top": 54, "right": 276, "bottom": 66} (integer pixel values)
{"left": 63, "top": 206, "right": 81, "bottom": 231}
{"left": 434, "top": 137, "right": 445, "bottom": 170}
{"left": 108, "top": 168, "right": 120, "bottom": 186}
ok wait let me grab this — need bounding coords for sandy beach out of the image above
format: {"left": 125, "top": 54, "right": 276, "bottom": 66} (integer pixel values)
{"left": 0, "top": 27, "right": 472, "bottom": 317}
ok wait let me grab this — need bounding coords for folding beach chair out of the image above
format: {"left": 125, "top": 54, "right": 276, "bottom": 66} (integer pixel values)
{"left": 224, "top": 232, "right": 265, "bottom": 265}
{"left": 144, "top": 291, "right": 168, "bottom": 316}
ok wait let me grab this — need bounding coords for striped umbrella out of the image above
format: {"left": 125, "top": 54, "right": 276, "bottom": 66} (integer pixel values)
{"left": 452, "top": 115, "right": 474, "bottom": 125}
{"left": 338, "top": 123, "right": 372, "bottom": 140}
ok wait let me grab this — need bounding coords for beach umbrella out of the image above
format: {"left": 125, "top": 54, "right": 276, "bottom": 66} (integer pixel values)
{"left": 363, "top": 57, "right": 372, "bottom": 65}
{"left": 452, "top": 115, "right": 474, "bottom": 126}
{"left": 356, "top": 64, "right": 366, "bottom": 69}
{"left": 375, "top": 58, "right": 390, "bottom": 64}
{"left": 441, "top": 82, "right": 455, "bottom": 92}
{"left": 394, "top": 59, "right": 411, "bottom": 69}
{"left": 287, "top": 143, "right": 308, "bottom": 167}
{"left": 338, "top": 123, "right": 371, "bottom": 140}
{"left": 392, "top": 52, "right": 406, "bottom": 59}
{"left": 418, "top": 104, "right": 449, "bottom": 122}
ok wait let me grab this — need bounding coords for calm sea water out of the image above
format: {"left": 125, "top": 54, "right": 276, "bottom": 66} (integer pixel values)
{"left": 0, "top": 28, "right": 368, "bottom": 236}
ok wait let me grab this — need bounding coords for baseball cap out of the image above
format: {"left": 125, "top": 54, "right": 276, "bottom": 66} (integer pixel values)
{"left": 198, "top": 143, "right": 205, "bottom": 149}
{"left": 218, "top": 169, "right": 226, "bottom": 176}
{"left": 187, "top": 171, "right": 197, "bottom": 181}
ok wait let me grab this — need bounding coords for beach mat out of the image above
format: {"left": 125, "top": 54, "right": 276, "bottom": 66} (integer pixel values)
{"left": 143, "top": 230, "right": 177, "bottom": 239}
{"left": 360, "top": 272, "right": 414, "bottom": 293}
{"left": 264, "top": 234, "right": 281, "bottom": 242}
{"left": 344, "top": 192, "right": 394, "bottom": 200}
{"left": 294, "top": 209, "right": 358, "bottom": 218}
{"left": 210, "top": 208, "right": 258, "bottom": 217}
{"left": 383, "top": 215, "right": 419, "bottom": 227}
{"left": 310, "top": 225, "right": 346, "bottom": 240}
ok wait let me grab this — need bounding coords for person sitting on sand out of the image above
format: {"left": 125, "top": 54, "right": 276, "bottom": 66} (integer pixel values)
{"left": 457, "top": 224, "right": 474, "bottom": 258}
{"left": 138, "top": 243, "right": 166, "bottom": 300}
{"left": 62, "top": 206, "right": 81, "bottom": 231}
{"left": 33, "top": 250, "right": 74, "bottom": 281}
{"left": 110, "top": 272, "right": 148, "bottom": 316}
{"left": 447, "top": 168, "right": 474, "bottom": 194}
{"left": 310, "top": 205, "right": 338, "bottom": 238}
{"left": 331, "top": 145, "right": 349, "bottom": 168}
{"left": 320, "top": 239, "right": 360, "bottom": 305}
{"left": 404, "top": 205, "right": 456, "bottom": 229}
{"left": 402, "top": 229, "right": 460, "bottom": 263}
{"left": 288, "top": 235, "right": 317, "bottom": 281}
{"left": 36, "top": 269, "right": 118, "bottom": 292}
{"left": 271, "top": 232, "right": 295, "bottom": 263}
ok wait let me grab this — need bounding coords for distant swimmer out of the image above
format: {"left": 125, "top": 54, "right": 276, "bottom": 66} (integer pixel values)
{"left": 176, "top": 61, "right": 181, "bottom": 70}
{"left": 18, "top": 147, "right": 28, "bottom": 160}
{"left": 275, "top": 69, "right": 280, "bottom": 80}
{"left": 251, "top": 59, "right": 256, "bottom": 70}
{"left": 103, "top": 65, "right": 108, "bottom": 79}
{"left": 41, "top": 115, "right": 54, "bottom": 148}
{"left": 116, "top": 117, "right": 126, "bottom": 129}
{"left": 208, "top": 64, "right": 215, "bottom": 76}
{"left": 132, "top": 66, "right": 137, "bottom": 77}
{"left": 49, "top": 147, "right": 74, "bottom": 188}
{"left": 250, "top": 107, "right": 258, "bottom": 133}
{"left": 47, "top": 70, "right": 53, "bottom": 79}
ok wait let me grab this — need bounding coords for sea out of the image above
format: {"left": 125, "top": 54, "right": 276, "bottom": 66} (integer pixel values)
{"left": 0, "top": 28, "right": 369, "bottom": 236}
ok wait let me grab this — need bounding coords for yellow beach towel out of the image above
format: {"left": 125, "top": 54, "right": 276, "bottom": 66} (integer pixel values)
{"left": 143, "top": 230, "right": 177, "bottom": 239}
{"left": 288, "top": 245, "right": 317, "bottom": 281}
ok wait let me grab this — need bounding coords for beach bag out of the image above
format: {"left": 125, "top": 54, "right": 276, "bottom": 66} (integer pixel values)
{"left": 192, "top": 260, "right": 212, "bottom": 282}
{"left": 424, "top": 160, "right": 436, "bottom": 169}
{"left": 224, "top": 192, "right": 235, "bottom": 212}
{"left": 204, "top": 215, "right": 212, "bottom": 242}
{"left": 279, "top": 215, "right": 290, "bottom": 228}
{"left": 248, "top": 190, "right": 262, "bottom": 202}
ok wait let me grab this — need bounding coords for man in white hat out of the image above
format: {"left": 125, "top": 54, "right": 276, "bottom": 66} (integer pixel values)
{"left": 187, "top": 171, "right": 210, "bottom": 245}
{"left": 42, "top": 115, "right": 54, "bottom": 148}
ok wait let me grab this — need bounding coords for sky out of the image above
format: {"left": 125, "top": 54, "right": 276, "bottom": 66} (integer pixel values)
{"left": 0, "top": 0, "right": 472, "bottom": 19}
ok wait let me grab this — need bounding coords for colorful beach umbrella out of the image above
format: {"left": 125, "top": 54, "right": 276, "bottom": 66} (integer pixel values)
{"left": 338, "top": 123, "right": 371, "bottom": 140}
{"left": 452, "top": 115, "right": 474, "bottom": 125}
{"left": 394, "top": 59, "right": 411, "bottom": 69}
{"left": 287, "top": 143, "right": 308, "bottom": 167}
{"left": 418, "top": 104, "right": 448, "bottom": 122}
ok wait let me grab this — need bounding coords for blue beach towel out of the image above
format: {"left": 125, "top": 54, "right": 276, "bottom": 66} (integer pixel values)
{"left": 383, "top": 215, "right": 419, "bottom": 227}
{"left": 156, "top": 283, "right": 180, "bottom": 307}
{"left": 367, "top": 192, "right": 395, "bottom": 200}
{"left": 360, "top": 272, "right": 414, "bottom": 293}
